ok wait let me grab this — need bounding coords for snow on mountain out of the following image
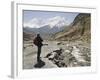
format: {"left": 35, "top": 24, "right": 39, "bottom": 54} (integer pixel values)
{"left": 45, "top": 16, "right": 68, "bottom": 28}
{"left": 24, "top": 16, "right": 68, "bottom": 29}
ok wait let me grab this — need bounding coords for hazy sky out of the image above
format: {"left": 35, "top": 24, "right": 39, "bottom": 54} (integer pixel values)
{"left": 23, "top": 10, "right": 79, "bottom": 28}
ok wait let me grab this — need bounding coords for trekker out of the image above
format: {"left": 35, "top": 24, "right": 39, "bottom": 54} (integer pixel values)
{"left": 33, "top": 34, "right": 43, "bottom": 62}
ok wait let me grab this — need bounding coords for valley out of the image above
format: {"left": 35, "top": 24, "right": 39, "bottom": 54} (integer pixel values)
{"left": 23, "top": 13, "right": 91, "bottom": 69}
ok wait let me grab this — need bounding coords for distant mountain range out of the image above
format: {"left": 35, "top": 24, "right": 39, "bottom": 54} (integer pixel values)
{"left": 24, "top": 24, "right": 66, "bottom": 34}
{"left": 23, "top": 16, "right": 68, "bottom": 39}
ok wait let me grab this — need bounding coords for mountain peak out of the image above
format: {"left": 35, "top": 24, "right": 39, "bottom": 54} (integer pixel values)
{"left": 47, "top": 16, "right": 68, "bottom": 28}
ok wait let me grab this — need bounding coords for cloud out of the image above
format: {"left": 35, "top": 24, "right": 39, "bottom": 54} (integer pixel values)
{"left": 24, "top": 18, "right": 42, "bottom": 28}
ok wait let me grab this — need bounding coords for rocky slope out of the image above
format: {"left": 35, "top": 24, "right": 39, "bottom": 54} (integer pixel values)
{"left": 23, "top": 31, "right": 35, "bottom": 41}
{"left": 54, "top": 13, "right": 91, "bottom": 43}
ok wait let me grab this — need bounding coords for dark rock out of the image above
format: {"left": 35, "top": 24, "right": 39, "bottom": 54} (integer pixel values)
{"left": 53, "top": 48, "right": 63, "bottom": 55}
{"left": 57, "top": 42, "right": 63, "bottom": 45}
{"left": 45, "top": 52, "right": 52, "bottom": 58}
{"left": 48, "top": 58, "right": 54, "bottom": 60}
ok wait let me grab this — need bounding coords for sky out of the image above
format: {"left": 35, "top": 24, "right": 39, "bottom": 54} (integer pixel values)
{"left": 23, "top": 10, "right": 79, "bottom": 28}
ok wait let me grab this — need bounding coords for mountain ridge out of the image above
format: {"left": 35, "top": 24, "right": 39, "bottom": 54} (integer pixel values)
{"left": 54, "top": 13, "right": 91, "bottom": 43}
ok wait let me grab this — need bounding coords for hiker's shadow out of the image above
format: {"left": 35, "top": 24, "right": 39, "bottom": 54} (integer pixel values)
{"left": 34, "top": 59, "right": 45, "bottom": 68}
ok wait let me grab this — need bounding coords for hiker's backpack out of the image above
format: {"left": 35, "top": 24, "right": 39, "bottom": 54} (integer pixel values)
{"left": 33, "top": 39, "right": 38, "bottom": 46}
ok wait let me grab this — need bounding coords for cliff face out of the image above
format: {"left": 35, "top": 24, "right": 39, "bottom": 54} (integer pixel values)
{"left": 54, "top": 13, "right": 91, "bottom": 43}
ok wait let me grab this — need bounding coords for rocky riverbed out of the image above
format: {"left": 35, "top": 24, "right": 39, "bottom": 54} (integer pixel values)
{"left": 23, "top": 40, "right": 91, "bottom": 69}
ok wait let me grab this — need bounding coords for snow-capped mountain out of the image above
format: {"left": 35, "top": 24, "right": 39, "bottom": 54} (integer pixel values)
{"left": 44, "top": 16, "right": 68, "bottom": 28}
{"left": 24, "top": 16, "right": 68, "bottom": 29}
